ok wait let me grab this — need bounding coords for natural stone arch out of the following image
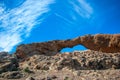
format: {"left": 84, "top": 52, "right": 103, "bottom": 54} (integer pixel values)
{"left": 15, "top": 34, "right": 120, "bottom": 59}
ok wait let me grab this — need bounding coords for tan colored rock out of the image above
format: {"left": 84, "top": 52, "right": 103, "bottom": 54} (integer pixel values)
{"left": 15, "top": 34, "right": 120, "bottom": 59}
{"left": 26, "top": 76, "right": 35, "bottom": 80}
{"left": 0, "top": 52, "right": 19, "bottom": 74}
{"left": 1, "top": 71, "right": 22, "bottom": 79}
{"left": 18, "top": 50, "right": 120, "bottom": 71}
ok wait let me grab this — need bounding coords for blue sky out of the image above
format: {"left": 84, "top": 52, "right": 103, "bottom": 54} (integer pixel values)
{"left": 0, "top": 0, "right": 120, "bottom": 53}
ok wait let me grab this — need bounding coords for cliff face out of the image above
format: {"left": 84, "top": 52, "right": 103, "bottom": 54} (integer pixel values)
{"left": 15, "top": 34, "right": 120, "bottom": 59}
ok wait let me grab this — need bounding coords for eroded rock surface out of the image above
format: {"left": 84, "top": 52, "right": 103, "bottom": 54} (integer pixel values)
{"left": 15, "top": 34, "right": 120, "bottom": 59}
{"left": 19, "top": 50, "right": 120, "bottom": 71}
{"left": 1, "top": 33, "right": 120, "bottom": 80}
{"left": 18, "top": 50, "right": 120, "bottom": 80}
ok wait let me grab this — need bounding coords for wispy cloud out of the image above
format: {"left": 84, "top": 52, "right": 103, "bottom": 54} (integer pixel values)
{"left": 54, "top": 13, "right": 73, "bottom": 25}
{"left": 0, "top": 0, "right": 54, "bottom": 52}
{"left": 70, "top": 0, "right": 93, "bottom": 19}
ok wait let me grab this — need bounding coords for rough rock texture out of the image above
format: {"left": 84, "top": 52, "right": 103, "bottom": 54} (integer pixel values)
{"left": 0, "top": 71, "right": 23, "bottom": 79}
{"left": 16, "top": 50, "right": 120, "bottom": 80}
{"left": 1, "top": 34, "right": 120, "bottom": 80}
{"left": 19, "top": 50, "right": 120, "bottom": 71}
{"left": 0, "top": 52, "right": 19, "bottom": 74}
{"left": 15, "top": 34, "right": 120, "bottom": 59}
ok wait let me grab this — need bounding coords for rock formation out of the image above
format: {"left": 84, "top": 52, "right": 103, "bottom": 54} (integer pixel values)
{"left": 1, "top": 34, "right": 120, "bottom": 80}
{"left": 15, "top": 34, "right": 120, "bottom": 59}
{"left": 17, "top": 50, "right": 120, "bottom": 80}
{"left": 19, "top": 50, "right": 120, "bottom": 71}
{"left": 0, "top": 52, "right": 19, "bottom": 75}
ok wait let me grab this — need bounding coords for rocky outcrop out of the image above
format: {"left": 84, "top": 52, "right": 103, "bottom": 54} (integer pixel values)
{"left": 0, "top": 71, "right": 22, "bottom": 79}
{"left": 1, "top": 33, "right": 120, "bottom": 80}
{"left": 15, "top": 34, "right": 120, "bottom": 59}
{"left": 0, "top": 52, "right": 19, "bottom": 74}
{"left": 1, "top": 50, "right": 120, "bottom": 80}
{"left": 19, "top": 50, "right": 120, "bottom": 71}
{"left": 18, "top": 50, "right": 120, "bottom": 80}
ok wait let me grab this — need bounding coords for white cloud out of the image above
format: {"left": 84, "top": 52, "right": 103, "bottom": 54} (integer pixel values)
{"left": 0, "top": 0, "right": 54, "bottom": 52}
{"left": 54, "top": 13, "right": 74, "bottom": 25}
{"left": 70, "top": 0, "right": 93, "bottom": 19}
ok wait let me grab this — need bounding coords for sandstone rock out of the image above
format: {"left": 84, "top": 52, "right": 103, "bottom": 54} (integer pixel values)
{"left": 55, "top": 58, "right": 81, "bottom": 70}
{"left": 51, "top": 75, "right": 57, "bottom": 79}
{"left": 34, "top": 63, "right": 50, "bottom": 70}
{"left": 19, "top": 50, "right": 120, "bottom": 71}
{"left": 0, "top": 62, "right": 12, "bottom": 73}
{"left": 15, "top": 34, "right": 120, "bottom": 59}
{"left": 0, "top": 52, "right": 11, "bottom": 62}
{"left": 47, "top": 77, "right": 52, "bottom": 80}
{"left": 26, "top": 76, "right": 35, "bottom": 80}
{"left": 0, "top": 71, "right": 22, "bottom": 79}
{"left": 0, "top": 52, "right": 9, "bottom": 57}
{"left": 1, "top": 34, "right": 120, "bottom": 80}
{"left": 0, "top": 52, "right": 19, "bottom": 74}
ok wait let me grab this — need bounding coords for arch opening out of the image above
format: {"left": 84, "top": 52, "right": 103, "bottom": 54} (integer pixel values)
{"left": 60, "top": 45, "right": 87, "bottom": 53}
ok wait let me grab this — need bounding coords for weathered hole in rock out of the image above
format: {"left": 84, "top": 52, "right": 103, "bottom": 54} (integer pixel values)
{"left": 61, "top": 45, "right": 87, "bottom": 52}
